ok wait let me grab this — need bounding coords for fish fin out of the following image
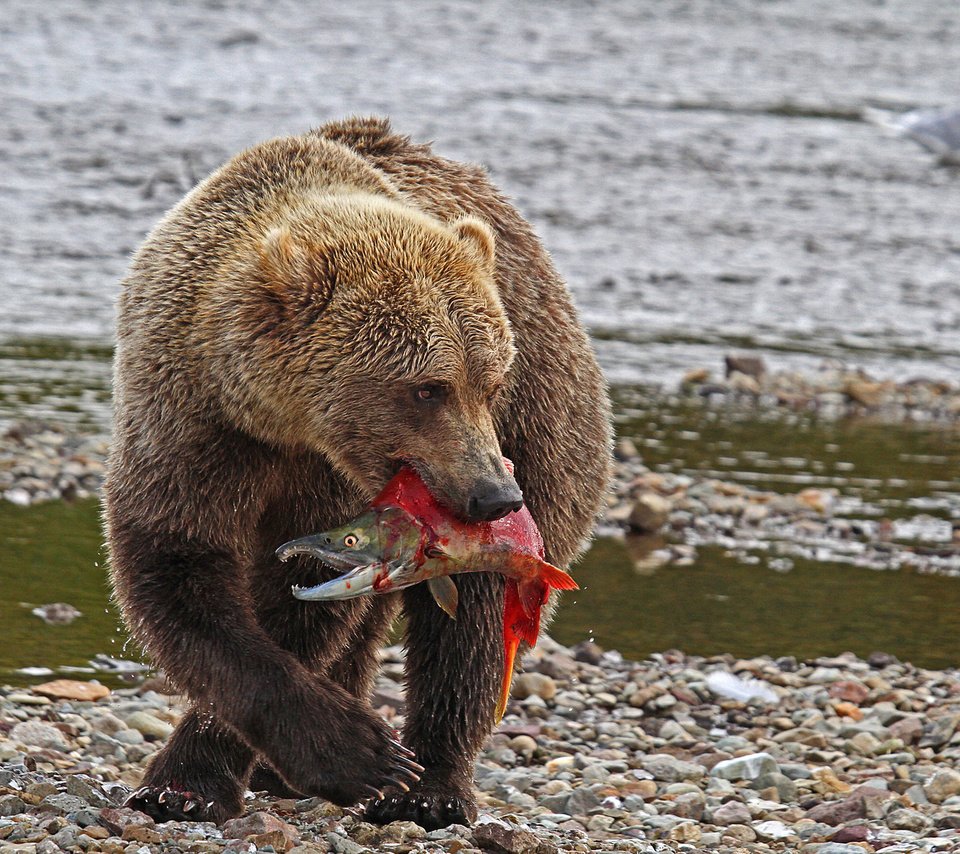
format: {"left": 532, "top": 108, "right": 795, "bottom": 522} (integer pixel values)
{"left": 537, "top": 560, "right": 579, "bottom": 591}
{"left": 506, "top": 581, "right": 542, "bottom": 648}
{"left": 518, "top": 579, "right": 549, "bottom": 621}
{"left": 497, "top": 630, "right": 521, "bottom": 724}
{"left": 427, "top": 576, "right": 459, "bottom": 619}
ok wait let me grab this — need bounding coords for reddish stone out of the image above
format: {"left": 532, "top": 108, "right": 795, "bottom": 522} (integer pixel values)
{"left": 473, "top": 817, "right": 541, "bottom": 853}
{"left": 805, "top": 797, "right": 866, "bottom": 826}
{"left": 121, "top": 825, "right": 163, "bottom": 844}
{"left": 221, "top": 811, "right": 300, "bottom": 850}
{"left": 806, "top": 787, "right": 895, "bottom": 827}
{"left": 889, "top": 716, "right": 923, "bottom": 744}
{"left": 832, "top": 824, "right": 870, "bottom": 843}
{"left": 828, "top": 680, "right": 869, "bottom": 704}
{"left": 249, "top": 830, "right": 296, "bottom": 851}
{"left": 98, "top": 807, "right": 155, "bottom": 836}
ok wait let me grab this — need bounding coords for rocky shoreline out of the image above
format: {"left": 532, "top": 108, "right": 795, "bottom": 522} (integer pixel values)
{"left": 680, "top": 358, "right": 960, "bottom": 424}
{"left": 3, "top": 640, "right": 960, "bottom": 853}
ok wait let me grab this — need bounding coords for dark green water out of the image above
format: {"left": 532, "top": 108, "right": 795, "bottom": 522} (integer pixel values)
{"left": 0, "top": 498, "right": 130, "bottom": 682}
{"left": 2, "top": 392, "right": 960, "bottom": 682}
{"left": 554, "top": 538, "right": 960, "bottom": 668}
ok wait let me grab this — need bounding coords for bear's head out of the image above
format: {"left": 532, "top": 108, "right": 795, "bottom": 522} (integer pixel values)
{"left": 213, "top": 191, "right": 522, "bottom": 521}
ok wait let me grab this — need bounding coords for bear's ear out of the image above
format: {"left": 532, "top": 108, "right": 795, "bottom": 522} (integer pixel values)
{"left": 451, "top": 216, "right": 496, "bottom": 273}
{"left": 258, "top": 226, "right": 334, "bottom": 317}
{"left": 259, "top": 226, "right": 310, "bottom": 286}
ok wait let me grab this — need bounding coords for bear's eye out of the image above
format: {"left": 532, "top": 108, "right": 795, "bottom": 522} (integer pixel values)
{"left": 343, "top": 534, "right": 359, "bottom": 548}
{"left": 413, "top": 383, "right": 448, "bottom": 404}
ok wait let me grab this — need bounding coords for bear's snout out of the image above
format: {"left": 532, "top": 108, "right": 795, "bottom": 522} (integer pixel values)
{"left": 465, "top": 479, "right": 524, "bottom": 522}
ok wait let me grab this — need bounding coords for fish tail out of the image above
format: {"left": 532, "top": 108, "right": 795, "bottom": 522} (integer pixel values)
{"left": 496, "top": 581, "right": 536, "bottom": 723}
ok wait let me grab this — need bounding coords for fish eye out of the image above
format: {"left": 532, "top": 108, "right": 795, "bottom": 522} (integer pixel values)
{"left": 343, "top": 534, "right": 359, "bottom": 548}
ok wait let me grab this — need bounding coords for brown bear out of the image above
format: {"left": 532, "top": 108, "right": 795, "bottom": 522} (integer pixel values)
{"left": 103, "top": 116, "right": 611, "bottom": 830}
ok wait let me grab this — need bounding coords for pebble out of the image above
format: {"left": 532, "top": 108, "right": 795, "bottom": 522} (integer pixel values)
{"left": 753, "top": 819, "right": 795, "bottom": 841}
{"left": 640, "top": 754, "right": 704, "bottom": 783}
{"left": 710, "top": 800, "right": 751, "bottom": 825}
{"left": 925, "top": 768, "right": 960, "bottom": 803}
{"left": 0, "top": 641, "right": 959, "bottom": 853}
{"left": 815, "top": 845, "right": 869, "bottom": 854}
{"left": 8, "top": 721, "right": 71, "bottom": 751}
{"left": 123, "top": 710, "right": 174, "bottom": 740}
{"left": 510, "top": 673, "right": 556, "bottom": 702}
{"left": 30, "top": 680, "right": 110, "bottom": 702}
{"left": 710, "top": 751, "right": 778, "bottom": 781}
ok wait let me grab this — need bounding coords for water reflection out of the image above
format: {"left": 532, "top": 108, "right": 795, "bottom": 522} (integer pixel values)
{"left": 552, "top": 537, "right": 960, "bottom": 670}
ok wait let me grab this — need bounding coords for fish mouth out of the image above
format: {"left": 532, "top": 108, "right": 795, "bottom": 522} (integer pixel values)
{"left": 275, "top": 534, "right": 377, "bottom": 571}
{"left": 291, "top": 559, "right": 408, "bottom": 601}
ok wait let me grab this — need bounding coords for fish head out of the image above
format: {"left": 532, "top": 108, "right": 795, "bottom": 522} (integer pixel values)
{"left": 275, "top": 506, "right": 423, "bottom": 569}
{"left": 276, "top": 509, "right": 386, "bottom": 569}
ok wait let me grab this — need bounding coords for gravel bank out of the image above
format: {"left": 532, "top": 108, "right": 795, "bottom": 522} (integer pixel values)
{"left": 0, "top": 423, "right": 107, "bottom": 507}
{"left": 681, "top": 359, "right": 960, "bottom": 424}
{"left": 2, "top": 640, "right": 960, "bottom": 853}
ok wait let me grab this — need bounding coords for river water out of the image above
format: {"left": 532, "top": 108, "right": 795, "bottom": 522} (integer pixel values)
{"left": 2, "top": 1, "right": 960, "bottom": 679}
{"left": 3, "top": 0, "right": 960, "bottom": 430}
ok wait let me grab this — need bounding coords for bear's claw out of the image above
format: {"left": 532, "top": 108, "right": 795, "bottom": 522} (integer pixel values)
{"left": 125, "top": 786, "right": 215, "bottom": 823}
{"left": 364, "top": 792, "right": 475, "bottom": 830}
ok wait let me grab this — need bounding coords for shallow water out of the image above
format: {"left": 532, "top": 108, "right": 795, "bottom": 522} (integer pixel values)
{"left": 614, "top": 388, "right": 960, "bottom": 530}
{"left": 3, "top": 393, "right": 960, "bottom": 684}
{"left": 553, "top": 540, "right": 960, "bottom": 670}
{"left": 3, "top": 0, "right": 960, "bottom": 432}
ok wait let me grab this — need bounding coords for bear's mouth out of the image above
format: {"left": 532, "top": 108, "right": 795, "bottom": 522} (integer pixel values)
{"left": 391, "top": 456, "right": 465, "bottom": 518}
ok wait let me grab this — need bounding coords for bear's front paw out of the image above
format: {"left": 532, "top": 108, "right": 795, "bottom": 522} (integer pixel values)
{"left": 272, "top": 711, "right": 423, "bottom": 808}
{"left": 125, "top": 786, "right": 240, "bottom": 824}
{"left": 364, "top": 791, "right": 477, "bottom": 830}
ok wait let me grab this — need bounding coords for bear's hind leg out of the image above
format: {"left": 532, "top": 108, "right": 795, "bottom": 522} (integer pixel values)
{"left": 126, "top": 706, "right": 254, "bottom": 823}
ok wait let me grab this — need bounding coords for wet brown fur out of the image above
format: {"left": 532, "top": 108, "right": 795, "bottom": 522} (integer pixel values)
{"left": 104, "top": 117, "right": 612, "bottom": 828}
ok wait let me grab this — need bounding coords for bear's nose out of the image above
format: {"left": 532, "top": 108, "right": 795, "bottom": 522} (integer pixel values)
{"left": 466, "top": 481, "right": 524, "bottom": 522}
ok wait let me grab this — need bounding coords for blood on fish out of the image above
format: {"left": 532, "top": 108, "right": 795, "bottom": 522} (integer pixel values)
{"left": 370, "top": 463, "right": 574, "bottom": 722}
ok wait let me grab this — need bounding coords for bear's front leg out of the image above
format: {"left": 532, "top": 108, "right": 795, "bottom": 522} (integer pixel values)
{"left": 109, "top": 524, "right": 422, "bottom": 814}
{"left": 365, "top": 573, "right": 505, "bottom": 830}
